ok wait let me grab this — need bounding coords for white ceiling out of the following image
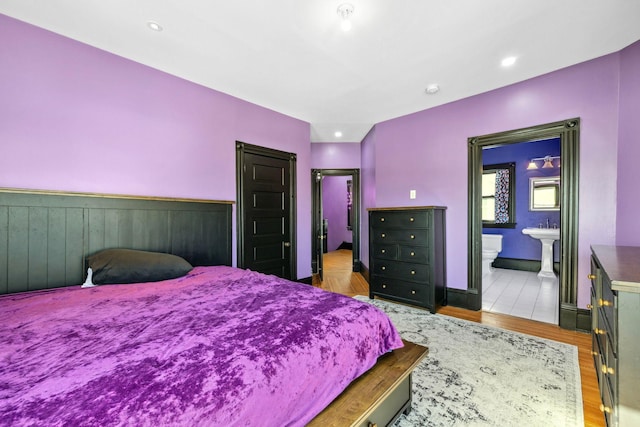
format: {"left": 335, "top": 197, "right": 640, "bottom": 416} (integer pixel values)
{"left": 1, "top": 1, "right": 639, "bottom": 143}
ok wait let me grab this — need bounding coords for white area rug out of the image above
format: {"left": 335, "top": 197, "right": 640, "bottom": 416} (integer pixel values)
{"left": 354, "top": 296, "right": 584, "bottom": 427}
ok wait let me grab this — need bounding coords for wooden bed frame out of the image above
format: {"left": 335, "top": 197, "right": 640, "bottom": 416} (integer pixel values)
{"left": 0, "top": 188, "right": 427, "bottom": 426}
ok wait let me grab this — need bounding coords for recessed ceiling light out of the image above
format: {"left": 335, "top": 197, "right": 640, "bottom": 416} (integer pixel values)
{"left": 501, "top": 56, "right": 517, "bottom": 67}
{"left": 334, "top": 131, "right": 343, "bottom": 138}
{"left": 425, "top": 84, "right": 440, "bottom": 94}
{"left": 147, "top": 21, "right": 163, "bottom": 32}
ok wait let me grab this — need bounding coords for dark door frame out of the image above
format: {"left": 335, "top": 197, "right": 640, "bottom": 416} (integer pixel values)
{"left": 311, "top": 168, "right": 361, "bottom": 279}
{"left": 468, "top": 118, "right": 581, "bottom": 329}
{"left": 236, "top": 141, "right": 297, "bottom": 280}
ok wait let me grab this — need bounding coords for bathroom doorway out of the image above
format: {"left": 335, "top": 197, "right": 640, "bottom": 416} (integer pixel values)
{"left": 468, "top": 119, "right": 581, "bottom": 330}
{"left": 481, "top": 138, "right": 561, "bottom": 324}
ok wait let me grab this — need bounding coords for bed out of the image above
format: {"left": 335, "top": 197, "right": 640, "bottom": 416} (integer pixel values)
{"left": 1, "top": 262, "right": 404, "bottom": 426}
{"left": 0, "top": 189, "right": 426, "bottom": 426}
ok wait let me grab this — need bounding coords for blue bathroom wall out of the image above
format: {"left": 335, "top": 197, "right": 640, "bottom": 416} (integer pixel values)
{"left": 482, "top": 138, "right": 560, "bottom": 262}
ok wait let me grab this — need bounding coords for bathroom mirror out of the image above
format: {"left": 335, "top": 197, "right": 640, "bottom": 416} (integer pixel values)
{"left": 529, "top": 176, "right": 560, "bottom": 211}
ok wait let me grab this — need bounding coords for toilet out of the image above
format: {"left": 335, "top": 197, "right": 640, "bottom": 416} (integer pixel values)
{"left": 482, "top": 234, "right": 503, "bottom": 276}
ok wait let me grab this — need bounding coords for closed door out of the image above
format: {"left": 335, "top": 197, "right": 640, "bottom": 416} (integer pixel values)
{"left": 237, "top": 143, "right": 296, "bottom": 280}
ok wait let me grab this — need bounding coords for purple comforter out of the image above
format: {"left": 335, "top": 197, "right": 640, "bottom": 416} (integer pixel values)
{"left": 0, "top": 266, "right": 402, "bottom": 426}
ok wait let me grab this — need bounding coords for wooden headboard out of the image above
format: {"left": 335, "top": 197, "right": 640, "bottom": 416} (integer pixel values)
{"left": 0, "top": 189, "right": 233, "bottom": 294}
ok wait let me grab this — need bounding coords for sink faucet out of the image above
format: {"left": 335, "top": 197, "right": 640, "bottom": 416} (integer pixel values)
{"left": 546, "top": 218, "right": 550, "bottom": 228}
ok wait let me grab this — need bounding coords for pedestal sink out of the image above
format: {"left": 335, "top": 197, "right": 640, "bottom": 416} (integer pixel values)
{"left": 522, "top": 227, "right": 560, "bottom": 279}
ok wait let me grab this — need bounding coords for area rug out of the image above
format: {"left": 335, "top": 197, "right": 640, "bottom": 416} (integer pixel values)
{"left": 354, "top": 296, "right": 584, "bottom": 427}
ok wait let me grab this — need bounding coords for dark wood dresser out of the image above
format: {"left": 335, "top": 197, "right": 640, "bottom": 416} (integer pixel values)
{"left": 589, "top": 245, "right": 640, "bottom": 427}
{"left": 368, "top": 206, "right": 446, "bottom": 313}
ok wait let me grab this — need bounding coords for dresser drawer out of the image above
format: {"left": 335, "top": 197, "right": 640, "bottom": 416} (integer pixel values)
{"left": 595, "top": 309, "right": 609, "bottom": 364}
{"left": 371, "top": 276, "right": 431, "bottom": 307}
{"left": 371, "top": 260, "right": 429, "bottom": 282}
{"left": 592, "top": 332, "right": 603, "bottom": 387}
{"left": 370, "top": 211, "right": 429, "bottom": 229}
{"left": 372, "top": 244, "right": 398, "bottom": 260}
{"left": 604, "top": 334, "right": 618, "bottom": 407}
{"left": 372, "top": 229, "right": 424, "bottom": 244}
{"left": 600, "top": 274, "right": 617, "bottom": 351}
{"left": 601, "top": 377, "right": 616, "bottom": 427}
{"left": 399, "top": 245, "right": 429, "bottom": 263}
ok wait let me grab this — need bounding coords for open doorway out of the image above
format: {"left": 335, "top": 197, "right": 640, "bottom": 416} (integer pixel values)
{"left": 311, "top": 169, "right": 360, "bottom": 286}
{"left": 481, "top": 138, "right": 561, "bottom": 324}
{"left": 468, "top": 118, "right": 582, "bottom": 330}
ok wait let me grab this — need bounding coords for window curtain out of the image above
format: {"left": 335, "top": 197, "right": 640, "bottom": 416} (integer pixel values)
{"left": 494, "top": 170, "right": 509, "bottom": 223}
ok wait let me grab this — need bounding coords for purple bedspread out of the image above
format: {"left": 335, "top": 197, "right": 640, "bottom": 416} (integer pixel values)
{"left": 0, "top": 266, "right": 402, "bottom": 426}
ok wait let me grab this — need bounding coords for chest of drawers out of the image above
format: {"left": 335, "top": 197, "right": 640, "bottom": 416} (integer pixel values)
{"left": 368, "top": 207, "right": 446, "bottom": 313}
{"left": 590, "top": 245, "right": 640, "bottom": 427}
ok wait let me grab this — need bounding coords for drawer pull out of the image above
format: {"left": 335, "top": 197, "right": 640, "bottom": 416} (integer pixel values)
{"left": 599, "top": 404, "right": 612, "bottom": 414}
{"left": 382, "top": 284, "right": 387, "bottom": 289}
{"left": 411, "top": 270, "right": 416, "bottom": 275}
{"left": 380, "top": 217, "right": 385, "bottom": 222}
{"left": 594, "top": 328, "right": 606, "bottom": 335}
{"left": 601, "top": 365, "right": 615, "bottom": 375}
{"left": 411, "top": 290, "right": 416, "bottom": 295}
{"left": 381, "top": 266, "right": 386, "bottom": 271}
{"left": 591, "top": 350, "right": 598, "bottom": 356}
{"left": 410, "top": 234, "right": 415, "bottom": 239}
{"left": 381, "top": 249, "right": 386, "bottom": 254}
{"left": 410, "top": 251, "right": 415, "bottom": 256}
{"left": 598, "top": 298, "right": 612, "bottom": 307}
{"left": 410, "top": 217, "right": 414, "bottom": 222}
{"left": 368, "top": 423, "right": 378, "bottom": 427}
{"left": 586, "top": 304, "right": 593, "bottom": 310}
{"left": 381, "top": 233, "right": 386, "bottom": 238}
{"left": 588, "top": 274, "right": 596, "bottom": 280}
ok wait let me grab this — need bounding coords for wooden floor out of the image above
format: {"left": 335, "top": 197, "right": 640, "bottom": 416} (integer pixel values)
{"left": 314, "top": 249, "right": 605, "bottom": 427}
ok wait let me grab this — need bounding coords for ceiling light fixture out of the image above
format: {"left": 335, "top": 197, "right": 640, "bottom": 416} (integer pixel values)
{"left": 146, "top": 21, "right": 163, "bottom": 32}
{"left": 337, "top": 3, "right": 354, "bottom": 32}
{"left": 501, "top": 56, "right": 517, "bottom": 67}
{"left": 425, "top": 84, "right": 440, "bottom": 95}
{"left": 334, "top": 131, "right": 343, "bottom": 138}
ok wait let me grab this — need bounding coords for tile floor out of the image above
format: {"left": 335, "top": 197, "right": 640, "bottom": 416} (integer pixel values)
{"left": 482, "top": 268, "right": 559, "bottom": 324}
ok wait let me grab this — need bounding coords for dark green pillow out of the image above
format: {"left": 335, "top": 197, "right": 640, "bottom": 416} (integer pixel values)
{"left": 87, "top": 249, "right": 193, "bottom": 285}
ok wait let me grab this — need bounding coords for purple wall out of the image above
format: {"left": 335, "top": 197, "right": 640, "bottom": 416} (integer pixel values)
{"left": 616, "top": 41, "right": 640, "bottom": 245}
{"left": 322, "top": 175, "right": 352, "bottom": 251}
{"left": 360, "top": 127, "right": 377, "bottom": 268}
{"left": 365, "top": 50, "right": 626, "bottom": 308}
{"left": 310, "top": 143, "right": 361, "bottom": 169}
{"left": 0, "top": 14, "right": 312, "bottom": 278}
{"left": 482, "top": 138, "right": 561, "bottom": 262}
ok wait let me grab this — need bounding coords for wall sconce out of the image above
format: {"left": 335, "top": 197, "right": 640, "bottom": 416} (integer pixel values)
{"left": 527, "top": 155, "right": 560, "bottom": 170}
{"left": 337, "top": 3, "right": 354, "bottom": 32}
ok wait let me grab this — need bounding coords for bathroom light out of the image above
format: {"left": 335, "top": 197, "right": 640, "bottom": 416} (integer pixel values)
{"left": 337, "top": 3, "right": 354, "bottom": 32}
{"left": 334, "top": 131, "right": 343, "bottom": 138}
{"left": 147, "top": 21, "right": 163, "bottom": 31}
{"left": 527, "top": 155, "right": 560, "bottom": 169}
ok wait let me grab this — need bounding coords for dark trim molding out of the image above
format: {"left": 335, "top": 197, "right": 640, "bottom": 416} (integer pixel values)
{"left": 446, "top": 288, "right": 474, "bottom": 309}
{"left": 311, "top": 169, "right": 361, "bottom": 278}
{"left": 360, "top": 263, "right": 370, "bottom": 283}
{"left": 576, "top": 308, "right": 591, "bottom": 332}
{"left": 298, "top": 277, "right": 313, "bottom": 285}
{"left": 492, "top": 257, "right": 560, "bottom": 274}
{"left": 468, "top": 119, "right": 580, "bottom": 329}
